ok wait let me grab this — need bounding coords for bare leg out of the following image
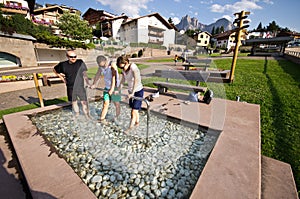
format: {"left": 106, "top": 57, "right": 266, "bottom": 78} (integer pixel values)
{"left": 100, "top": 100, "right": 109, "bottom": 120}
{"left": 72, "top": 101, "right": 80, "bottom": 116}
{"left": 135, "top": 109, "right": 139, "bottom": 126}
{"left": 81, "top": 101, "right": 90, "bottom": 119}
{"left": 129, "top": 109, "right": 139, "bottom": 128}
{"left": 114, "top": 101, "right": 120, "bottom": 118}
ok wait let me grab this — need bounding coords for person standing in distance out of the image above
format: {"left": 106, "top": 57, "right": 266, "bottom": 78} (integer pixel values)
{"left": 117, "top": 55, "right": 144, "bottom": 131}
{"left": 91, "top": 55, "right": 121, "bottom": 124}
{"left": 53, "top": 48, "right": 91, "bottom": 119}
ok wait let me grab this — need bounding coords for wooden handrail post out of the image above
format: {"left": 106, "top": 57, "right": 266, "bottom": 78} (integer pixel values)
{"left": 33, "top": 73, "right": 44, "bottom": 107}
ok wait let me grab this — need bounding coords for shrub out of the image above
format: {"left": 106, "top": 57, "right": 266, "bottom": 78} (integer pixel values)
{"left": 131, "top": 53, "right": 138, "bottom": 58}
{"left": 138, "top": 49, "right": 143, "bottom": 57}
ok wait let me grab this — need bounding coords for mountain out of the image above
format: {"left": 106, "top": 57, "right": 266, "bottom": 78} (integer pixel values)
{"left": 175, "top": 15, "right": 234, "bottom": 33}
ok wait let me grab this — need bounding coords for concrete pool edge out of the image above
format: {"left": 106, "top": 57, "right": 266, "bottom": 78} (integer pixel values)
{"left": 3, "top": 95, "right": 262, "bottom": 198}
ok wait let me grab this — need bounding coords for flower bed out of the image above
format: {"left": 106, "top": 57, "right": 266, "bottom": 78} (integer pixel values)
{"left": 0, "top": 73, "right": 43, "bottom": 82}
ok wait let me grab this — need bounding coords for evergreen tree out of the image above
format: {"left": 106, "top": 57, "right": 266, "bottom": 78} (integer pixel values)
{"left": 215, "top": 27, "right": 220, "bottom": 34}
{"left": 211, "top": 26, "right": 215, "bottom": 35}
{"left": 256, "top": 22, "right": 263, "bottom": 30}
{"left": 267, "top": 21, "right": 280, "bottom": 35}
{"left": 220, "top": 26, "right": 224, "bottom": 33}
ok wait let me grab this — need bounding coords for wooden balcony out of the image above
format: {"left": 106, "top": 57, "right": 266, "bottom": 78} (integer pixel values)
{"left": 1, "top": 7, "right": 28, "bottom": 15}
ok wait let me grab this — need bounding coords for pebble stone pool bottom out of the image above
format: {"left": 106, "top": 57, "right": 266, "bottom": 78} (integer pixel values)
{"left": 31, "top": 101, "right": 219, "bottom": 199}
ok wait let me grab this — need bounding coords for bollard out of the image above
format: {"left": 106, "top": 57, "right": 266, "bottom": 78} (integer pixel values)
{"left": 33, "top": 73, "right": 44, "bottom": 107}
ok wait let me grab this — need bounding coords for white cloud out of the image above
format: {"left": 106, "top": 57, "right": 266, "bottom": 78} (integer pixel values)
{"left": 210, "top": 0, "right": 262, "bottom": 13}
{"left": 172, "top": 17, "right": 180, "bottom": 25}
{"left": 222, "top": 15, "right": 233, "bottom": 22}
{"left": 200, "top": 0, "right": 213, "bottom": 5}
{"left": 210, "top": 4, "right": 225, "bottom": 13}
{"left": 174, "top": 0, "right": 181, "bottom": 2}
{"left": 96, "top": 0, "right": 151, "bottom": 17}
{"left": 263, "top": 0, "right": 274, "bottom": 5}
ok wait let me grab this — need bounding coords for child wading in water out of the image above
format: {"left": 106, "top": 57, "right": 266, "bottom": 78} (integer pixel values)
{"left": 91, "top": 56, "right": 121, "bottom": 124}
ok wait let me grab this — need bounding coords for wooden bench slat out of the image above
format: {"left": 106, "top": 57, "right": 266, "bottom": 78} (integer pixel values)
{"left": 153, "top": 69, "right": 209, "bottom": 94}
{"left": 153, "top": 82, "right": 207, "bottom": 92}
{"left": 161, "top": 70, "right": 210, "bottom": 82}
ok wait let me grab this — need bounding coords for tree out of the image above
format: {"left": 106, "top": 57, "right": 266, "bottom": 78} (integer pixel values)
{"left": 11, "top": 14, "right": 34, "bottom": 34}
{"left": 267, "top": 21, "right": 280, "bottom": 35}
{"left": 215, "top": 27, "right": 220, "bottom": 34}
{"left": 256, "top": 22, "right": 263, "bottom": 31}
{"left": 185, "top": 29, "right": 196, "bottom": 38}
{"left": 220, "top": 26, "right": 224, "bottom": 33}
{"left": 57, "top": 11, "right": 93, "bottom": 41}
{"left": 93, "top": 23, "right": 102, "bottom": 38}
{"left": 211, "top": 26, "right": 215, "bottom": 35}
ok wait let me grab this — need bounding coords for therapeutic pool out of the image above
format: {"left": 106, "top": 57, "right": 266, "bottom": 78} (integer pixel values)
{"left": 31, "top": 101, "right": 219, "bottom": 198}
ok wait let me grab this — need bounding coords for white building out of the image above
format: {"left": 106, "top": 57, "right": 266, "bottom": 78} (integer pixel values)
{"left": 194, "top": 31, "right": 211, "bottom": 47}
{"left": 119, "top": 13, "right": 175, "bottom": 48}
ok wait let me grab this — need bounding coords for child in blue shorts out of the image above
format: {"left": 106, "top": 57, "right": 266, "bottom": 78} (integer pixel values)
{"left": 117, "top": 55, "right": 144, "bottom": 131}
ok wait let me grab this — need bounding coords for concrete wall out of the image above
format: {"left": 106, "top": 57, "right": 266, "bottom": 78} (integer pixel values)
{"left": 0, "top": 36, "right": 37, "bottom": 67}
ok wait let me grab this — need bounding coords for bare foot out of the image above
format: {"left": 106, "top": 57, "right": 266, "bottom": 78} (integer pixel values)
{"left": 98, "top": 118, "right": 108, "bottom": 125}
{"left": 123, "top": 127, "right": 132, "bottom": 134}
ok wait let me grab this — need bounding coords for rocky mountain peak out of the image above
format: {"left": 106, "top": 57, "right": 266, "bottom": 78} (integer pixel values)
{"left": 175, "top": 15, "right": 234, "bottom": 33}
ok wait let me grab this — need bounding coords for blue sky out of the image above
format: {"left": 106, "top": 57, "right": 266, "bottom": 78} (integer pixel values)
{"left": 36, "top": 0, "right": 300, "bottom": 32}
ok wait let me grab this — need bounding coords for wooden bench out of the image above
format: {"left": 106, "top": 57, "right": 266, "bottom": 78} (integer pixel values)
{"left": 153, "top": 70, "right": 209, "bottom": 94}
{"left": 183, "top": 58, "right": 212, "bottom": 71}
{"left": 42, "top": 73, "right": 64, "bottom": 86}
{"left": 206, "top": 70, "right": 231, "bottom": 83}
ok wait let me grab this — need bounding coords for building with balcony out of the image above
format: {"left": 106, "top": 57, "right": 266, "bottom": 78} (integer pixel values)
{"left": 0, "top": 0, "right": 30, "bottom": 18}
{"left": 32, "top": 4, "right": 81, "bottom": 34}
{"left": 213, "top": 29, "right": 247, "bottom": 50}
{"left": 193, "top": 31, "right": 211, "bottom": 47}
{"left": 82, "top": 8, "right": 117, "bottom": 29}
{"left": 119, "top": 13, "right": 175, "bottom": 48}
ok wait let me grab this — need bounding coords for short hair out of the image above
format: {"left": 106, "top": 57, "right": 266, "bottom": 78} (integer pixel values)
{"left": 116, "top": 55, "right": 129, "bottom": 67}
{"left": 96, "top": 55, "right": 107, "bottom": 64}
{"left": 66, "top": 48, "right": 76, "bottom": 55}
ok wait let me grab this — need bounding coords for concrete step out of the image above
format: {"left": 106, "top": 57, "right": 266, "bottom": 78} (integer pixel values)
{"left": 261, "top": 156, "right": 299, "bottom": 199}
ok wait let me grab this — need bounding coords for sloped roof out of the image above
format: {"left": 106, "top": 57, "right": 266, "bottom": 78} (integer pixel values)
{"left": 82, "top": 8, "right": 117, "bottom": 18}
{"left": 0, "top": 31, "right": 36, "bottom": 41}
{"left": 34, "top": 4, "right": 80, "bottom": 15}
{"left": 213, "top": 30, "right": 236, "bottom": 39}
{"left": 122, "top": 13, "right": 174, "bottom": 29}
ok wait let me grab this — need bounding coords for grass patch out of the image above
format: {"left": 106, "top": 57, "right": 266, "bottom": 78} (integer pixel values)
{"left": 0, "top": 97, "right": 68, "bottom": 119}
